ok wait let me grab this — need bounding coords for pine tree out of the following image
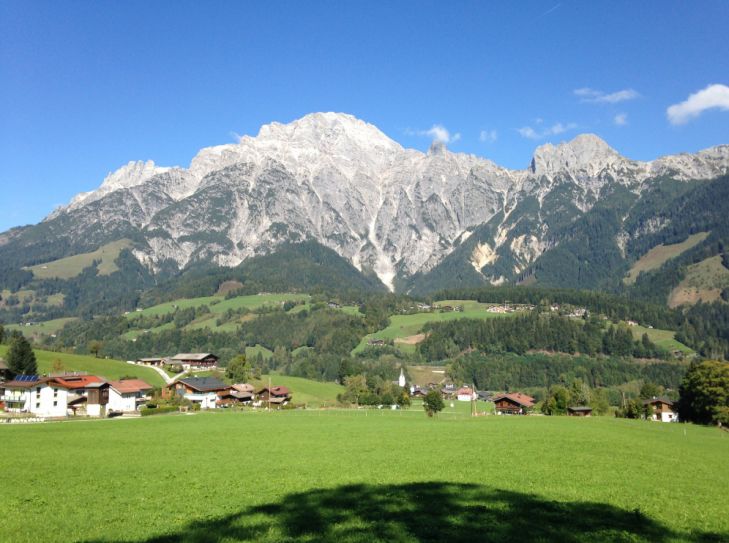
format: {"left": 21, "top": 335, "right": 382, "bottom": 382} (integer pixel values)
{"left": 7, "top": 334, "right": 37, "bottom": 376}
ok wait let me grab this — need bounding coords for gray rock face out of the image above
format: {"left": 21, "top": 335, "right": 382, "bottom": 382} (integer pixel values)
{"left": 46, "top": 112, "right": 729, "bottom": 290}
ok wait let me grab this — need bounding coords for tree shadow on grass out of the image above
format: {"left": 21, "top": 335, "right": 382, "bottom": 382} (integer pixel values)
{"left": 91, "top": 482, "right": 726, "bottom": 543}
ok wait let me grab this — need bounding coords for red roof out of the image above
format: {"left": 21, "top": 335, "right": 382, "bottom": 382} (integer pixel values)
{"left": 109, "top": 379, "right": 153, "bottom": 394}
{"left": 457, "top": 387, "right": 474, "bottom": 395}
{"left": 52, "top": 375, "right": 106, "bottom": 390}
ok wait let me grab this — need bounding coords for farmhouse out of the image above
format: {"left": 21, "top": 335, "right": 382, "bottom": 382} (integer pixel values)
{"left": 169, "top": 353, "right": 219, "bottom": 370}
{"left": 136, "top": 357, "right": 166, "bottom": 367}
{"left": 567, "top": 406, "right": 593, "bottom": 417}
{"left": 108, "top": 379, "right": 153, "bottom": 413}
{"left": 492, "top": 392, "right": 535, "bottom": 415}
{"left": 256, "top": 385, "right": 292, "bottom": 406}
{"left": 166, "top": 377, "right": 230, "bottom": 409}
{"left": 456, "top": 386, "right": 476, "bottom": 402}
{"left": 644, "top": 397, "right": 678, "bottom": 422}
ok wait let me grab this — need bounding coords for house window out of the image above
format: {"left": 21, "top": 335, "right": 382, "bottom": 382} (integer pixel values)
{"left": 35, "top": 402, "right": 40, "bottom": 409}
{"left": 53, "top": 401, "right": 58, "bottom": 406}
{"left": 36, "top": 387, "right": 42, "bottom": 395}
{"left": 54, "top": 388, "right": 58, "bottom": 396}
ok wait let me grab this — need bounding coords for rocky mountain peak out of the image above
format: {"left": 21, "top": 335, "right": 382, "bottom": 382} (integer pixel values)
{"left": 530, "top": 134, "right": 621, "bottom": 176}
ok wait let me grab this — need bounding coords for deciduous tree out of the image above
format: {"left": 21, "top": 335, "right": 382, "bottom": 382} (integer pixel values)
{"left": 423, "top": 390, "right": 444, "bottom": 417}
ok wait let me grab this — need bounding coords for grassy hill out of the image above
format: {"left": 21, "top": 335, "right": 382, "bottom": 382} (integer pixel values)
{"left": 0, "top": 345, "right": 165, "bottom": 387}
{"left": 353, "top": 300, "right": 520, "bottom": 353}
{"left": 5, "top": 317, "right": 78, "bottom": 340}
{"left": 26, "top": 239, "right": 133, "bottom": 279}
{"left": 252, "top": 374, "right": 344, "bottom": 407}
{"left": 628, "top": 324, "right": 695, "bottom": 355}
{"left": 624, "top": 232, "right": 709, "bottom": 285}
{"left": 667, "top": 255, "right": 729, "bottom": 308}
{"left": 1, "top": 413, "right": 727, "bottom": 542}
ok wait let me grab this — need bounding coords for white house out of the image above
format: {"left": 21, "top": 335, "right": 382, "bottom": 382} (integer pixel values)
{"left": 456, "top": 386, "right": 477, "bottom": 402}
{"left": 644, "top": 398, "right": 678, "bottom": 422}
{"left": 108, "top": 379, "right": 153, "bottom": 413}
{"left": 1, "top": 376, "right": 70, "bottom": 418}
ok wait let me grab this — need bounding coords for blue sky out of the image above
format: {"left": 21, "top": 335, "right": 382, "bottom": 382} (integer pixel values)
{"left": 1, "top": 0, "right": 728, "bottom": 231}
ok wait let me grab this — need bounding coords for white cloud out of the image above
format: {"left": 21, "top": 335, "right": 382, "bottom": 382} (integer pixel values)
{"left": 574, "top": 87, "right": 640, "bottom": 104}
{"left": 479, "top": 129, "right": 498, "bottom": 143}
{"left": 667, "top": 84, "right": 729, "bottom": 125}
{"left": 517, "top": 122, "right": 577, "bottom": 140}
{"left": 614, "top": 113, "right": 628, "bottom": 126}
{"left": 408, "top": 124, "right": 461, "bottom": 144}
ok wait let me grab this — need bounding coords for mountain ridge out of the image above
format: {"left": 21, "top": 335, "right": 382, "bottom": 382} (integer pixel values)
{"left": 4, "top": 112, "right": 729, "bottom": 300}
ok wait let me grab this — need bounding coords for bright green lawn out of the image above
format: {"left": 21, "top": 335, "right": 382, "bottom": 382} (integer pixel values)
{"left": 0, "top": 345, "right": 165, "bottom": 387}
{"left": 1, "top": 413, "right": 727, "bottom": 542}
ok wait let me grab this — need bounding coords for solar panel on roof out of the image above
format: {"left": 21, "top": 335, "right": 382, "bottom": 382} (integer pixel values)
{"left": 16, "top": 375, "right": 39, "bottom": 382}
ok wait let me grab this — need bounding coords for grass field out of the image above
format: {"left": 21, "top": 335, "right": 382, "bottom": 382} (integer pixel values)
{"left": 629, "top": 324, "right": 695, "bottom": 355}
{"left": 668, "top": 255, "right": 729, "bottom": 308}
{"left": 1, "top": 412, "right": 727, "bottom": 542}
{"left": 252, "top": 374, "right": 344, "bottom": 407}
{"left": 0, "top": 345, "right": 165, "bottom": 387}
{"left": 128, "top": 293, "right": 311, "bottom": 320}
{"left": 624, "top": 232, "right": 709, "bottom": 285}
{"left": 5, "top": 317, "right": 78, "bottom": 339}
{"left": 353, "top": 300, "right": 517, "bottom": 354}
{"left": 26, "top": 239, "right": 133, "bottom": 279}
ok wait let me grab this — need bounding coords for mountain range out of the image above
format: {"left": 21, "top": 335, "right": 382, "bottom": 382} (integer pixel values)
{"left": 2, "top": 112, "right": 729, "bottom": 315}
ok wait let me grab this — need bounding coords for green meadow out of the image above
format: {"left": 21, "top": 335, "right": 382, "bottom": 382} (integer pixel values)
{"left": 353, "top": 300, "right": 517, "bottom": 353}
{"left": 26, "top": 239, "right": 133, "bottom": 279}
{"left": 1, "top": 412, "right": 727, "bottom": 543}
{"left": 252, "top": 374, "right": 344, "bottom": 407}
{"left": 0, "top": 345, "right": 165, "bottom": 387}
{"left": 128, "top": 293, "right": 310, "bottom": 320}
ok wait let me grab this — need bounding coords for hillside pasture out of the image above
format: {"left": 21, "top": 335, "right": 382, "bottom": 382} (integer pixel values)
{"left": 26, "top": 239, "right": 133, "bottom": 279}
{"left": 629, "top": 324, "right": 695, "bottom": 355}
{"left": 5, "top": 317, "right": 78, "bottom": 340}
{"left": 1, "top": 413, "right": 727, "bottom": 542}
{"left": 0, "top": 345, "right": 165, "bottom": 387}
{"left": 353, "top": 300, "right": 518, "bottom": 353}
{"left": 252, "top": 374, "right": 344, "bottom": 407}
{"left": 624, "top": 232, "right": 709, "bottom": 285}
{"left": 668, "top": 255, "right": 729, "bottom": 307}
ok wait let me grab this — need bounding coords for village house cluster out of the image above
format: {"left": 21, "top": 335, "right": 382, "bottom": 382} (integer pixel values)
{"left": 0, "top": 353, "right": 293, "bottom": 421}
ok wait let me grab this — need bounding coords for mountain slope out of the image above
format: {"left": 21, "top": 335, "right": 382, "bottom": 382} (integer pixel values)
{"left": 1, "top": 112, "right": 728, "bottom": 315}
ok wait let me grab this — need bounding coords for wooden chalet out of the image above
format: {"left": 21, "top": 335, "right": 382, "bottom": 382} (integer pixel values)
{"left": 169, "top": 353, "right": 219, "bottom": 370}
{"left": 643, "top": 397, "right": 678, "bottom": 422}
{"left": 166, "top": 376, "right": 231, "bottom": 409}
{"left": 492, "top": 392, "right": 535, "bottom": 415}
{"left": 567, "top": 406, "right": 593, "bottom": 417}
{"left": 218, "top": 383, "right": 256, "bottom": 406}
{"left": 256, "top": 385, "right": 291, "bottom": 403}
